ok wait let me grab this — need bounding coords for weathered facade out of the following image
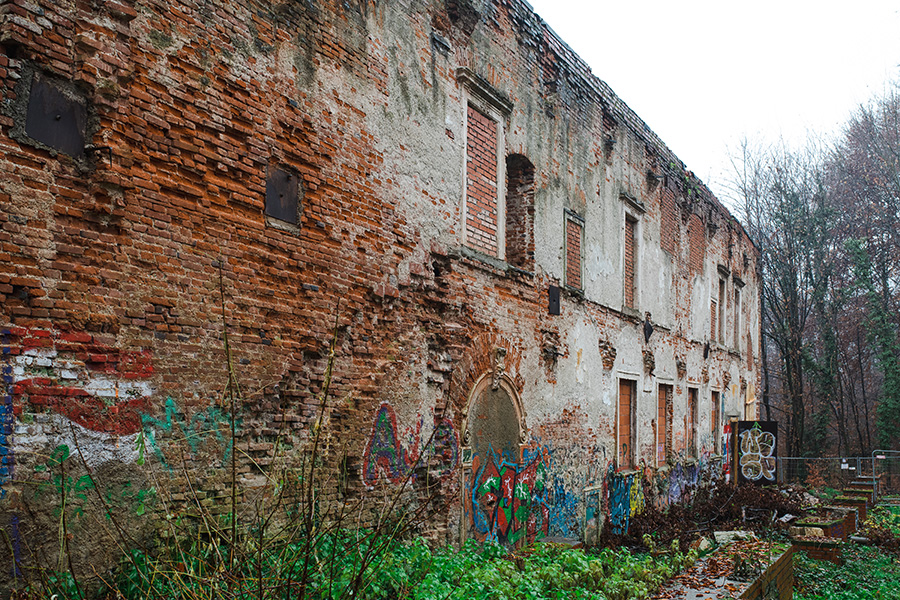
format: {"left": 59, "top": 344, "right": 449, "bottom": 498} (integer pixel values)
{"left": 0, "top": 0, "right": 759, "bottom": 576}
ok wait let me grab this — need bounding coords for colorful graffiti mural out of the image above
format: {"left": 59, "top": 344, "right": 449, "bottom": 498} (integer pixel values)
{"left": 606, "top": 465, "right": 645, "bottom": 535}
{"left": 469, "top": 447, "right": 550, "bottom": 545}
{"left": 362, "top": 402, "right": 459, "bottom": 486}
{"left": 737, "top": 421, "right": 777, "bottom": 483}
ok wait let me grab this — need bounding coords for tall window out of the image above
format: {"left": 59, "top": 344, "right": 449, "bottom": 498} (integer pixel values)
{"left": 687, "top": 388, "right": 698, "bottom": 458}
{"left": 711, "top": 390, "right": 720, "bottom": 453}
{"left": 624, "top": 216, "right": 637, "bottom": 308}
{"left": 465, "top": 104, "right": 502, "bottom": 256}
{"left": 733, "top": 286, "right": 742, "bottom": 350}
{"left": 618, "top": 379, "right": 636, "bottom": 470}
{"left": 717, "top": 278, "right": 726, "bottom": 344}
{"left": 505, "top": 155, "right": 535, "bottom": 270}
{"left": 657, "top": 384, "right": 672, "bottom": 466}
{"left": 565, "top": 210, "right": 584, "bottom": 290}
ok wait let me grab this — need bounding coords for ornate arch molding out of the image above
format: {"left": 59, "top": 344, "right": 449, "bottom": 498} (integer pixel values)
{"left": 460, "top": 359, "right": 528, "bottom": 465}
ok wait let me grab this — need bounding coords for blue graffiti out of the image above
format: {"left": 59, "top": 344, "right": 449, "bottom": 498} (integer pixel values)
{"left": 548, "top": 474, "right": 580, "bottom": 538}
{"left": 667, "top": 461, "right": 701, "bottom": 505}
{"left": 607, "top": 467, "right": 633, "bottom": 535}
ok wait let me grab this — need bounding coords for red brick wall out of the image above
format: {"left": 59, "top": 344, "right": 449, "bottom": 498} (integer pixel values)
{"left": 565, "top": 217, "right": 582, "bottom": 289}
{"left": 688, "top": 213, "right": 705, "bottom": 274}
{"left": 660, "top": 188, "right": 677, "bottom": 255}
{"left": 466, "top": 105, "right": 499, "bottom": 256}
{"left": 740, "top": 547, "right": 794, "bottom": 600}
{"left": 505, "top": 154, "right": 535, "bottom": 270}
{"left": 624, "top": 217, "right": 636, "bottom": 307}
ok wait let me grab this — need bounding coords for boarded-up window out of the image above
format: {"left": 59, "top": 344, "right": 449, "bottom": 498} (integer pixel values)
{"left": 618, "top": 379, "right": 636, "bottom": 470}
{"left": 466, "top": 105, "right": 499, "bottom": 256}
{"left": 688, "top": 214, "right": 704, "bottom": 274}
{"left": 718, "top": 279, "right": 726, "bottom": 344}
{"left": 657, "top": 384, "right": 672, "bottom": 466}
{"left": 711, "top": 390, "right": 720, "bottom": 453}
{"left": 565, "top": 211, "right": 583, "bottom": 290}
{"left": 660, "top": 188, "right": 678, "bottom": 255}
{"left": 710, "top": 296, "right": 717, "bottom": 342}
{"left": 624, "top": 217, "right": 637, "bottom": 308}
{"left": 734, "top": 287, "right": 742, "bottom": 350}
{"left": 687, "top": 388, "right": 698, "bottom": 458}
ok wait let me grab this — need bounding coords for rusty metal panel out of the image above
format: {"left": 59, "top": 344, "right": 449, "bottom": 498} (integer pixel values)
{"left": 25, "top": 74, "right": 86, "bottom": 157}
{"left": 265, "top": 166, "right": 299, "bottom": 224}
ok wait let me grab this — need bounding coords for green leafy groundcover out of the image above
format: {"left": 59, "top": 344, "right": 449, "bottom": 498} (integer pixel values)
{"left": 794, "top": 545, "right": 900, "bottom": 600}
{"left": 110, "top": 535, "right": 696, "bottom": 600}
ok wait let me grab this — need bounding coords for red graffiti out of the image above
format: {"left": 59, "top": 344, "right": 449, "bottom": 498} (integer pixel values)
{"left": 2, "top": 327, "right": 153, "bottom": 435}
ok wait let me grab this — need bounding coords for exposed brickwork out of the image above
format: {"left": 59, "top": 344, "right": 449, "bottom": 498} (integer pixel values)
{"left": 660, "top": 187, "right": 677, "bottom": 255}
{"left": 740, "top": 547, "right": 794, "bottom": 599}
{"left": 0, "top": 0, "right": 762, "bottom": 582}
{"left": 505, "top": 154, "right": 535, "bottom": 270}
{"left": 466, "top": 105, "right": 499, "bottom": 256}
{"left": 565, "top": 217, "right": 582, "bottom": 289}
{"left": 624, "top": 217, "right": 636, "bottom": 308}
{"left": 688, "top": 213, "right": 705, "bottom": 274}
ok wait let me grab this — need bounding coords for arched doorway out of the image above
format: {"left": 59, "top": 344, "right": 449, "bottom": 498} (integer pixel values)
{"left": 461, "top": 370, "right": 548, "bottom": 546}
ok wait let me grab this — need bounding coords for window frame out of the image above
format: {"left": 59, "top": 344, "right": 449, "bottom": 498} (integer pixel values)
{"left": 457, "top": 68, "right": 512, "bottom": 261}
{"left": 617, "top": 378, "right": 637, "bottom": 471}
{"left": 657, "top": 383, "right": 673, "bottom": 467}
{"left": 623, "top": 213, "right": 639, "bottom": 310}
{"left": 564, "top": 209, "right": 585, "bottom": 291}
{"left": 687, "top": 387, "right": 698, "bottom": 459}
{"left": 711, "top": 390, "right": 721, "bottom": 454}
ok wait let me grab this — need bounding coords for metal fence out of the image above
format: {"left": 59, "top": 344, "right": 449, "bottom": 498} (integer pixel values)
{"left": 778, "top": 456, "right": 900, "bottom": 498}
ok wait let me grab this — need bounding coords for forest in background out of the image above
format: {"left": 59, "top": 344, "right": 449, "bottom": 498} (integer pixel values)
{"left": 730, "top": 83, "right": 900, "bottom": 458}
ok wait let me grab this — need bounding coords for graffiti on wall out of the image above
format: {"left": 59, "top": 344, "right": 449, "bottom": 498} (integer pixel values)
{"left": 606, "top": 464, "right": 645, "bottom": 535}
{"left": 1, "top": 327, "right": 154, "bottom": 433}
{"left": 140, "top": 397, "right": 235, "bottom": 471}
{"left": 737, "top": 421, "right": 777, "bottom": 483}
{"left": 362, "top": 402, "right": 459, "bottom": 486}
{"left": 0, "top": 326, "right": 156, "bottom": 478}
{"left": 469, "top": 446, "right": 550, "bottom": 545}
{"left": 1, "top": 331, "right": 14, "bottom": 499}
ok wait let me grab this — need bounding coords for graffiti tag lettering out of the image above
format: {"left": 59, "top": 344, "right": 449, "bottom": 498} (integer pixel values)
{"left": 739, "top": 426, "right": 776, "bottom": 481}
{"left": 362, "top": 402, "right": 459, "bottom": 486}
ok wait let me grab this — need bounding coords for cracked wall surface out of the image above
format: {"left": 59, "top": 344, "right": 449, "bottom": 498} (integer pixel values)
{"left": 0, "top": 0, "right": 760, "bottom": 580}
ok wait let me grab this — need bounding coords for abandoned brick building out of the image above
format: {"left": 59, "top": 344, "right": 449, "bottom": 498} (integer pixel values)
{"left": 0, "top": 0, "right": 759, "bottom": 576}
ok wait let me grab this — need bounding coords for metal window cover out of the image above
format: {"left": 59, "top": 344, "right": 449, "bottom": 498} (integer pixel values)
{"left": 265, "top": 166, "right": 299, "bottom": 224}
{"left": 25, "top": 73, "right": 87, "bottom": 157}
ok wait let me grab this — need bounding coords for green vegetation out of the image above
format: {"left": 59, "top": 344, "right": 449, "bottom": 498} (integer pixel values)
{"left": 794, "top": 545, "right": 900, "bottom": 600}
{"left": 22, "top": 535, "right": 697, "bottom": 600}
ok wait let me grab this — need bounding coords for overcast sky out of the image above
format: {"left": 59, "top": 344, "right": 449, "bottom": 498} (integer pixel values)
{"left": 525, "top": 0, "right": 900, "bottom": 204}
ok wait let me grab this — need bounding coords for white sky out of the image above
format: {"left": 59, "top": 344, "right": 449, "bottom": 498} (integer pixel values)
{"left": 525, "top": 0, "right": 900, "bottom": 204}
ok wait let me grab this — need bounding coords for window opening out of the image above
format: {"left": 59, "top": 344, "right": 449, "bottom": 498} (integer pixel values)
{"left": 711, "top": 390, "right": 720, "bottom": 453}
{"left": 657, "top": 384, "right": 672, "bottom": 466}
{"left": 687, "top": 387, "right": 698, "bottom": 458}
{"left": 624, "top": 216, "right": 637, "bottom": 308}
{"left": 618, "top": 379, "right": 636, "bottom": 470}
{"left": 465, "top": 104, "right": 501, "bottom": 256}
{"left": 564, "top": 210, "right": 584, "bottom": 290}
{"left": 505, "top": 155, "right": 535, "bottom": 270}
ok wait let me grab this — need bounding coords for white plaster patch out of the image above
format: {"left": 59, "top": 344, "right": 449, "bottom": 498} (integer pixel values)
{"left": 16, "top": 414, "right": 141, "bottom": 468}
{"left": 83, "top": 378, "right": 153, "bottom": 400}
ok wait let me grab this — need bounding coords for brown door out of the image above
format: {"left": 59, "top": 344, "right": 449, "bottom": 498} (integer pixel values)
{"left": 618, "top": 380, "right": 634, "bottom": 470}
